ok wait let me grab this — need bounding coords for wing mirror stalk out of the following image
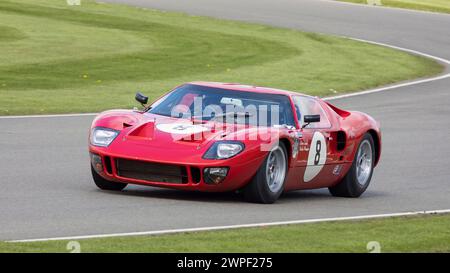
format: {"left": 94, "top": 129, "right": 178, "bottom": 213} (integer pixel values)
{"left": 302, "top": 115, "right": 320, "bottom": 128}
{"left": 135, "top": 92, "right": 150, "bottom": 111}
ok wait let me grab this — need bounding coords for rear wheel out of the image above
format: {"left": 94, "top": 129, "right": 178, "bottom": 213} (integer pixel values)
{"left": 244, "top": 143, "right": 288, "bottom": 204}
{"left": 91, "top": 165, "right": 127, "bottom": 191}
{"left": 329, "top": 133, "right": 374, "bottom": 197}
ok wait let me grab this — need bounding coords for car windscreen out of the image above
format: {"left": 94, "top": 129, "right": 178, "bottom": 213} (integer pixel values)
{"left": 148, "top": 84, "right": 296, "bottom": 127}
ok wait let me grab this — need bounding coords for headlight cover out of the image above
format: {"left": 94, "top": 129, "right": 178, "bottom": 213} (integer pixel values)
{"left": 203, "top": 141, "right": 244, "bottom": 159}
{"left": 90, "top": 127, "right": 119, "bottom": 147}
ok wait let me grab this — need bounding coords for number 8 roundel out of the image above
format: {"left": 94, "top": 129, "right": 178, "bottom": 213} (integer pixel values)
{"left": 304, "top": 131, "right": 327, "bottom": 183}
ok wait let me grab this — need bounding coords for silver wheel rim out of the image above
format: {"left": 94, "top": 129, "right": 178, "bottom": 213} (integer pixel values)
{"left": 356, "top": 139, "right": 373, "bottom": 186}
{"left": 266, "top": 146, "right": 286, "bottom": 193}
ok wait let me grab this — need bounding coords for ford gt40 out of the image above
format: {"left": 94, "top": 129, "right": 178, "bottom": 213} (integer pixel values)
{"left": 89, "top": 82, "right": 381, "bottom": 203}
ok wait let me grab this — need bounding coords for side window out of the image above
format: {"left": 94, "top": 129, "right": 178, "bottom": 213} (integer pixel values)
{"left": 292, "top": 96, "right": 331, "bottom": 129}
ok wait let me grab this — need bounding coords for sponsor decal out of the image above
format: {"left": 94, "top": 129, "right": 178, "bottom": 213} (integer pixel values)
{"left": 333, "top": 164, "right": 343, "bottom": 176}
{"left": 292, "top": 137, "right": 300, "bottom": 158}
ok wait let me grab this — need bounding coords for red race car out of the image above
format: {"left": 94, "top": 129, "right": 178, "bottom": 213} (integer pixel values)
{"left": 89, "top": 82, "right": 381, "bottom": 203}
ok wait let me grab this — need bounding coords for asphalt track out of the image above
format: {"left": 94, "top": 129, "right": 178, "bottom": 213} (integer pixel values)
{"left": 1, "top": 0, "right": 449, "bottom": 241}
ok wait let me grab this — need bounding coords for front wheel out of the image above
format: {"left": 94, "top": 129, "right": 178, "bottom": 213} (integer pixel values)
{"left": 329, "top": 133, "right": 375, "bottom": 197}
{"left": 91, "top": 165, "right": 127, "bottom": 191}
{"left": 244, "top": 143, "right": 288, "bottom": 204}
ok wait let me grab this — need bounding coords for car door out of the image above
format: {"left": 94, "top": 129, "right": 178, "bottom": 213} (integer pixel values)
{"left": 291, "top": 95, "right": 334, "bottom": 184}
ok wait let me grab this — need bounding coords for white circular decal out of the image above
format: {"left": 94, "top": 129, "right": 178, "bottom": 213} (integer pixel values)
{"left": 156, "top": 123, "right": 208, "bottom": 135}
{"left": 304, "top": 131, "right": 327, "bottom": 183}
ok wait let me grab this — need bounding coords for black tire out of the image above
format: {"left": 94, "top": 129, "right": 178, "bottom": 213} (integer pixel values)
{"left": 329, "top": 133, "right": 375, "bottom": 197}
{"left": 243, "top": 143, "right": 288, "bottom": 204}
{"left": 91, "top": 165, "right": 127, "bottom": 191}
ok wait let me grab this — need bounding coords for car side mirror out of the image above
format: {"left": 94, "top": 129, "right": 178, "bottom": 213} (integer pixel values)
{"left": 304, "top": 115, "right": 320, "bottom": 123}
{"left": 302, "top": 115, "right": 320, "bottom": 128}
{"left": 135, "top": 92, "right": 148, "bottom": 106}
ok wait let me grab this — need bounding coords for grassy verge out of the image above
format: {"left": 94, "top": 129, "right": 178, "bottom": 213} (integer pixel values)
{"left": 2, "top": 214, "right": 450, "bottom": 253}
{"left": 339, "top": 0, "right": 450, "bottom": 14}
{"left": 0, "top": 0, "right": 443, "bottom": 115}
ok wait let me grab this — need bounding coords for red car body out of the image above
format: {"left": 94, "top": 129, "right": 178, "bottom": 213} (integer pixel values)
{"left": 89, "top": 82, "right": 381, "bottom": 194}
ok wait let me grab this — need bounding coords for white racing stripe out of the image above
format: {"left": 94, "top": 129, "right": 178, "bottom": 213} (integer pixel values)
{"left": 8, "top": 209, "right": 450, "bottom": 243}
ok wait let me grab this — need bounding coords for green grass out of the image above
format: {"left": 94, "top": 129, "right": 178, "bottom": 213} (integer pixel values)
{"left": 2, "top": 214, "right": 450, "bottom": 253}
{"left": 340, "top": 0, "right": 450, "bottom": 14}
{"left": 0, "top": 0, "right": 443, "bottom": 115}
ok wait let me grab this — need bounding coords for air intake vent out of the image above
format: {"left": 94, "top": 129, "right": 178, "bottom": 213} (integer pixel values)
{"left": 116, "top": 158, "right": 188, "bottom": 184}
{"left": 190, "top": 167, "right": 201, "bottom": 184}
{"left": 337, "top": 131, "right": 346, "bottom": 151}
{"left": 104, "top": 156, "right": 113, "bottom": 174}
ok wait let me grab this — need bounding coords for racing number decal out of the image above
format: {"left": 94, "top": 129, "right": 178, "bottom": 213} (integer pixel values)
{"left": 156, "top": 123, "right": 207, "bottom": 135}
{"left": 314, "top": 140, "right": 322, "bottom": 165}
{"left": 304, "top": 132, "right": 327, "bottom": 183}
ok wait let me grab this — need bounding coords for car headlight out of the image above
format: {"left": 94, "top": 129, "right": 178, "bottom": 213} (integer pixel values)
{"left": 90, "top": 127, "right": 119, "bottom": 147}
{"left": 203, "top": 141, "right": 244, "bottom": 159}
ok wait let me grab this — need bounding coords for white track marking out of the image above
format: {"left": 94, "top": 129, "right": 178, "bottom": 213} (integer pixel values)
{"left": 352, "top": 38, "right": 450, "bottom": 65}
{"left": 0, "top": 113, "right": 97, "bottom": 119}
{"left": 324, "top": 73, "right": 450, "bottom": 101}
{"left": 8, "top": 209, "right": 450, "bottom": 243}
{"left": 325, "top": 38, "right": 450, "bottom": 101}
{"left": 0, "top": 37, "right": 449, "bottom": 119}
{"left": 323, "top": 0, "right": 450, "bottom": 16}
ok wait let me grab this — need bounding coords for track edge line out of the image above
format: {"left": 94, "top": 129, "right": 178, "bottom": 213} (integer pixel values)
{"left": 8, "top": 209, "right": 450, "bottom": 243}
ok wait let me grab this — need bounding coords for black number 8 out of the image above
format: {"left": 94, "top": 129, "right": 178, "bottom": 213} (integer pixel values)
{"left": 314, "top": 140, "right": 321, "bottom": 165}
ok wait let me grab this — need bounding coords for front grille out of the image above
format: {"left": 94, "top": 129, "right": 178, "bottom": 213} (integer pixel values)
{"left": 190, "top": 167, "right": 201, "bottom": 184}
{"left": 104, "top": 156, "right": 113, "bottom": 174}
{"left": 116, "top": 158, "right": 188, "bottom": 184}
